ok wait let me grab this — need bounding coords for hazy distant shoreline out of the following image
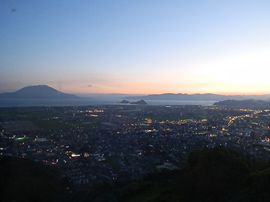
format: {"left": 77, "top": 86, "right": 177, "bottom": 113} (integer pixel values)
{"left": 0, "top": 98, "right": 216, "bottom": 107}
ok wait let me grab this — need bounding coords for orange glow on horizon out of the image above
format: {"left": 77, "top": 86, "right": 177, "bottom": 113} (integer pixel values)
{"left": 57, "top": 83, "right": 270, "bottom": 96}
{"left": 45, "top": 48, "right": 270, "bottom": 96}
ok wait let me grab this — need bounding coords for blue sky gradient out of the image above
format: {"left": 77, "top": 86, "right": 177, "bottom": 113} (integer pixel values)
{"left": 1, "top": 0, "right": 270, "bottom": 94}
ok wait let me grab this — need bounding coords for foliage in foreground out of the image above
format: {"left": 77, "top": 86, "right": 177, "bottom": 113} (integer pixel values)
{"left": 1, "top": 148, "right": 269, "bottom": 202}
{"left": 71, "top": 148, "right": 270, "bottom": 202}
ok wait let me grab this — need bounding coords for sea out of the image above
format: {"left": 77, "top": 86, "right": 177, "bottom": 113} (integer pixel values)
{"left": 0, "top": 98, "right": 216, "bottom": 107}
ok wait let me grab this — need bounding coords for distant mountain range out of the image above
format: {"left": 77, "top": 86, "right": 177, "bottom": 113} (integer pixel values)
{"left": 0, "top": 85, "right": 78, "bottom": 99}
{"left": 129, "top": 93, "right": 270, "bottom": 101}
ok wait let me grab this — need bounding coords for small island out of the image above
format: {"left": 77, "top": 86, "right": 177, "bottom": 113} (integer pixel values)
{"left": 120, "top": 99, "right": 130, "bottom": 104}
{"left": 120, "top": 99, "right": 147, "bottom": 105}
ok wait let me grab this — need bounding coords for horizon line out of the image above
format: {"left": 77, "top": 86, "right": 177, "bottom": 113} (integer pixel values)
{"left": 1, "top": 85, "right": 270, "bottom": 97}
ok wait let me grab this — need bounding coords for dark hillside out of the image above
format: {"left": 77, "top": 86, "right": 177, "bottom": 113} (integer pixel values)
{"left": 70, "top": 148, "right": 270, "bottom": 202}
{"left": 0, "top": 157, "right": 70, "bottom": 202}
{"left": 1, "top": 149, "right": 269, "bottom": 202}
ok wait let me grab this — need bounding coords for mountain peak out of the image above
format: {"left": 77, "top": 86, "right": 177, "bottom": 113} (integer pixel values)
{"left": 0, "top": 85, "right": 77, "bottom": 99}
{"left": 16, "top": 85, "right": 58, "bottom": 92}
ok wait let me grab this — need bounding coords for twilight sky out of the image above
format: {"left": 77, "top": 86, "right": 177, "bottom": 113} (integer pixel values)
{"left": 1, "top": 0, "right": 270, "bottom": 95}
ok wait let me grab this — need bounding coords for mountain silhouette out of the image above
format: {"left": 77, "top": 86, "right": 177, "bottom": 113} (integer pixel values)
{"left": 0, "top": 85, "right": 78, "bottom": 99}
{"left": 130, "top": 93, "right": 270, "bottom": 101}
